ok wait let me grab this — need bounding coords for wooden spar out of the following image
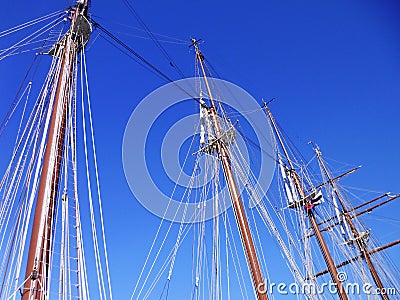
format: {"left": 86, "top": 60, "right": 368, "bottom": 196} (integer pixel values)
{"left": 22, "top": 2, "right": 89, "bottom": 299}
{"left": 192, "top": 40, "right": 268, "bottom": 300}
{"left": 306, "top": 239, "right": 400, "bottom": 280}
{"left": 303, "top": 194, "right": 398, "bottom": 238}
{"left": 316, "top": 193, "right": 390, "bottom": 227}
{"left": 264, "top": 104, "right": 349, "bottom": 300}
{"left": 352, "top": 194, "right": 400, "bottom": 218}
{"left": 314, "top": 147, "right": 390, "bottom": 300}
{"left": 349, "top": 193, "right": 391, "bottom": 213}
{"left": 310, "top": 166, "right": 361, "bottom": 191}
{"left": 370, "top": 239, "right": 400, "bottom": 254}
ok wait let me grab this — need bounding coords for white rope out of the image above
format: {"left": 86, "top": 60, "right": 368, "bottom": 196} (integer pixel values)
{"left": 223, "top": 211, "right": 231, "bottom": 300}
{"left": 71, "top": 56, "right": 90, "bottom": 300}
{"left": 8, "top": 90, "right": 50, "bottom": 298}
{"left": 9, "top": 51, "right": 62, "bottom": 300}
{"left": 142, "top": 205, "right": 207, "bottom": 300}
{"left": 0, "top": 16, "right": 66, "bottom": 61}
{"left": 92, "top": 18, "right": 188, "bottom": 43}
{"left": 0, "top": 10, "right": 64, "bottom": 38}
{"left": 142, "top": 152, "right": 225, "bottom": 299}
{"left": 0, "top": 38, "right": 58, "bottom": 54}
{"left": 0, "top": 81, "right": 46, "bottom": 230}
{"left": 80, "top": 50, "right": 106, "bottom": 300}
{"left": 81, "top": 45, "right": 113, "bottom": 300}
{"left": 131, "top": 123, "right": 200, "bottom": 299}
{"left": 211, "top": 158, "right": 221, "bottom": 300}
{"left": 225, "top": 210, "right": 249, "bottom": 299}
{"left": 231, "top": 146, "right": 306, "bottom": 274}
{"left": 166, "top": 170, "right": 196, "bottom": 279}
{"left": 1, "top": 82, "right": 33, "bottom": 156}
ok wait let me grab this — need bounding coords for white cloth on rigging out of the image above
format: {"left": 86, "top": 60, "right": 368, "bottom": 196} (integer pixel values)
{"left": 278, "top": 154, "right": 298, "bottom": 204}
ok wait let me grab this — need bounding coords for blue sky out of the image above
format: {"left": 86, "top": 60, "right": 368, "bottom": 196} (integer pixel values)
{"left": 0, "top": 0, "right": 399, "bottom": 299}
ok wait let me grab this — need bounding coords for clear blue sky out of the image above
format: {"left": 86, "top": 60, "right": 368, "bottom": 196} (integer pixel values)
{"left": 0, "top": 0, "right": 399, "bottom": 299}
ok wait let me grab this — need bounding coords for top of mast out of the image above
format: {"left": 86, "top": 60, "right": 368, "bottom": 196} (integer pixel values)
{"left": 77, "top": 0, "right": 90, "bottom": 14}
{"left": 48, "top": 0, "right": 92, "bottom": 57}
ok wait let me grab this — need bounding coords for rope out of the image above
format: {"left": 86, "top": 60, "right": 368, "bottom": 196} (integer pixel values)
{"left": 81, "top": 44, "right": 114, "bottom": 300}
{"left": 0, "top": 10, "right": 64, "bottom": 38}
{"left": 157, "top": 280, "right": 170, "bottom": 300}
{"left": 131, "top": 120, "right": 201, "bottom": 299}
{"left": 135, "top": 155, "right": 200, "bottom": 299}
{"left": 90, "top": 15, "right": 188, "bottom": 43}
{"left": 0, "top": 15, "right": 66, "bottom": 60}
{"left": 115, "top": 32, "right": 188, "bottom": 45}
{"left": 70, "top": 62, "right": 90, "bottom": 299}
{"left": 0, "top": 59, "right": 37, "bottom": 137}
{"left": 122, "top": 0, "right": 187, "bottom": 78}
{"left": 91, "top": 20, "right": 205, "bottom": 108}
{"left": 80, "top": 49, "right": 107, "bottom": 300}
{"left": 9, "top": 53, "right": 61, "bottom": 299}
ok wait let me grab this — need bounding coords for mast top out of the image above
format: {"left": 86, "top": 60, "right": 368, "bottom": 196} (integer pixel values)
{"left": 262, "top": 97, "right": 276, "bottom": 108}
{"left": 191, "top": 38, "right": 202, "bottom": 46}
{"left": 48, "top": 0, "right": 92, "bottom": 57}
{"left": 71, "top": 0, "right": 90, "bottom": 19}
{"left": 308, "top": 141, "right": 322, "bottom": 156}
{"left": 191, "top": 38, "right": 205, "bottom": 61}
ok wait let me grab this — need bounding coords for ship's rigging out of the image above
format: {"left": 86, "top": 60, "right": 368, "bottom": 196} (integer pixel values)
{"left": 128, "top": 42, "right": 400, "bottom": 299}
{"left": 126, "top": 41, "right": 400, "bottom": 299}
{"left": 0, "top": 1, "right": 399, "bottom": 299}
{"left": 0, "top": 2, "right": 113, "bottom": 299}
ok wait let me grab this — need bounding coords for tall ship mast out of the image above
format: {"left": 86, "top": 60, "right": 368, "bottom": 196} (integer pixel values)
{"left": 192, "top": 40, "right": 267, "bottom": 300}
{"left": 0, "top": 1, "right": 399, "bottom": 299}
{"left": 126, "top": 41, "right": 400, "bottom": 299}
{"left": 22, "top": 1, "right": 91, "bottom": 298}
{"left": 264, "top": 103, "right": 399, "bottom": 299}
{"left": 0, "top": 1, "right": 112, "bottom": 299}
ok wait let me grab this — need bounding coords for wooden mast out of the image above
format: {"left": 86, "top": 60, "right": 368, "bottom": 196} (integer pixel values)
{"left": 314, "top": 146, "right": 390, "bottom": 300}
{"left": 22, "top": 2, "right": 89, "bottom": 299}
{"left": 264, "top": 104, "right": 349, "bottom": 300}
{"left": 192, "top": 40, "right": 269, "bottom": 300}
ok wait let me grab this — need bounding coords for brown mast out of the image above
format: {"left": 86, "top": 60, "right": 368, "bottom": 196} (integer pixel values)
{"left": 314, "top": 146, "right": 390, "bottom": 300}
{"left": 22, "top": 2, "right": 90, "bottom": 299}
{"left": 192, "top": 40, "right": 268, "bottom": 300}
{"left": 264, "top": 104, "right": 349, "bottom": 300}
